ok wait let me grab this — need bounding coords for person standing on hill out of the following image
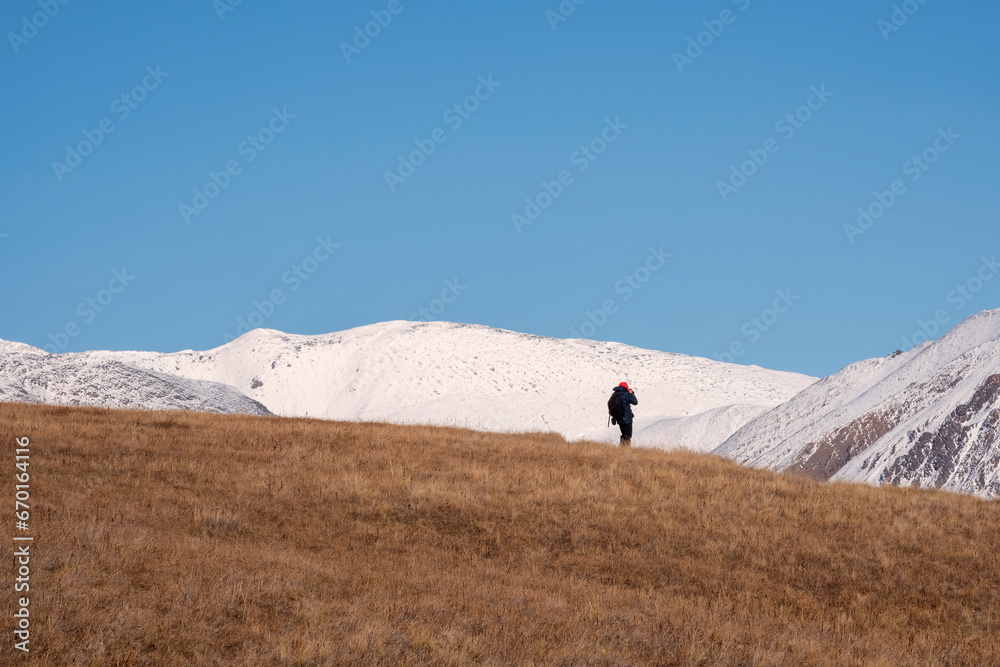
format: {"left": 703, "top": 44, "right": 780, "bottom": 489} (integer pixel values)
{"left": 609, "top": 382, "right": 638, "bottom": 447}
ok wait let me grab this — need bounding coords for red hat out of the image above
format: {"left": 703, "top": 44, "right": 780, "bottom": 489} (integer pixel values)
{"left": 619, "top": 382, "right": 629, "bottom": 391}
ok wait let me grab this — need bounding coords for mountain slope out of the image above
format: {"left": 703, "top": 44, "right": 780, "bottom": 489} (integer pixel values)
{"left": 76, "top": 321, "right": 815, "bottom": 451}
{"left": 717, "top": 309, "right": 1000, "bottom": 498}
{"left": 0, "top": 339, "right": 271, "bottom": 415}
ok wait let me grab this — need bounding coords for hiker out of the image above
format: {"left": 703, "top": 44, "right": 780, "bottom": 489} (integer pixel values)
{"left": 608, "top": 382, "right": 638, "bottom": 447}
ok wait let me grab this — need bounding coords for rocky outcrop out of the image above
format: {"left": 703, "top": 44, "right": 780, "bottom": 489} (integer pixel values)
{"left": 882, "top": 374, "right": 1000, "bottom": 494}
{"left": 790, "top": 408, "right": 901, "bottom": 481}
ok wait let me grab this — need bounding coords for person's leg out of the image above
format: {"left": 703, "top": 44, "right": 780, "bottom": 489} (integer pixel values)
{"left": 619, "top": 422, "right": 632, "bottom": 447}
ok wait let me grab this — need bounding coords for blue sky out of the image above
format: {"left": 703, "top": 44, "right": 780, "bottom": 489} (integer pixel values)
{"left": 1, "top": 0, "right": 998, "bottom": 378}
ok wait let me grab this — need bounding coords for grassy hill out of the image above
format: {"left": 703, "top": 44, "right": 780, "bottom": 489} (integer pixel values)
{"left": 2, "top": 402, "right": 999, "bottom": 665}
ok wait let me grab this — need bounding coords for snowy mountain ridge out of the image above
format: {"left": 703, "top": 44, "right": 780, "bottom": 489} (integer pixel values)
{"left": 6, "top": 311, "right": 1000, "bottom": 497}
{"left": 718, "top": 309, "right": 1000, "bottom": 498}
{"left": 0, "top": 338, "right": 271, "bottom": 416}
{"left": 0, "top": 321, "right": 815, "bottom": 452}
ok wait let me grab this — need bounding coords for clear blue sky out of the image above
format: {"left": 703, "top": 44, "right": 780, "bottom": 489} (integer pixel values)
{"left": 2, "top": 0, "right": 998, "bottom": 378}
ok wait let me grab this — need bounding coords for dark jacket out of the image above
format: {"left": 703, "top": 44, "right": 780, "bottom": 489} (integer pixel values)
{"left": 612, "top": 386, "right": 638, "bottom": 424}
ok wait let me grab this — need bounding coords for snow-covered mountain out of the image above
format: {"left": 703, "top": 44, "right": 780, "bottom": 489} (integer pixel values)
{"left": 6, "top": 313, "right": 1000, "bottom": 497}
{"left": 717, "top": 309, "right": 1000, "bottom": 498}
{"left": 0, "top": 321, "right": 815, "bottom": 451}
{"left": 0, "top": 339, "right": 271, "bottom": 415}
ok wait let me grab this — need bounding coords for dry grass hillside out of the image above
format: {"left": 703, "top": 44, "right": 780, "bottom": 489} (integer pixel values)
{"left": 2, "top": 402, "right": 999, "bottom": 666}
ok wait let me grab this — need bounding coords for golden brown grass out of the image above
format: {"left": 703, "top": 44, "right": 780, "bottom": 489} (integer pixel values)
{"left": 1, "top": 402, "right": 999, "bottom": 666}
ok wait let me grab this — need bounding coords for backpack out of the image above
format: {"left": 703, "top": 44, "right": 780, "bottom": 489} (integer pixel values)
{"left": 607, "top": 392, "right": 625, "bottom": 423}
